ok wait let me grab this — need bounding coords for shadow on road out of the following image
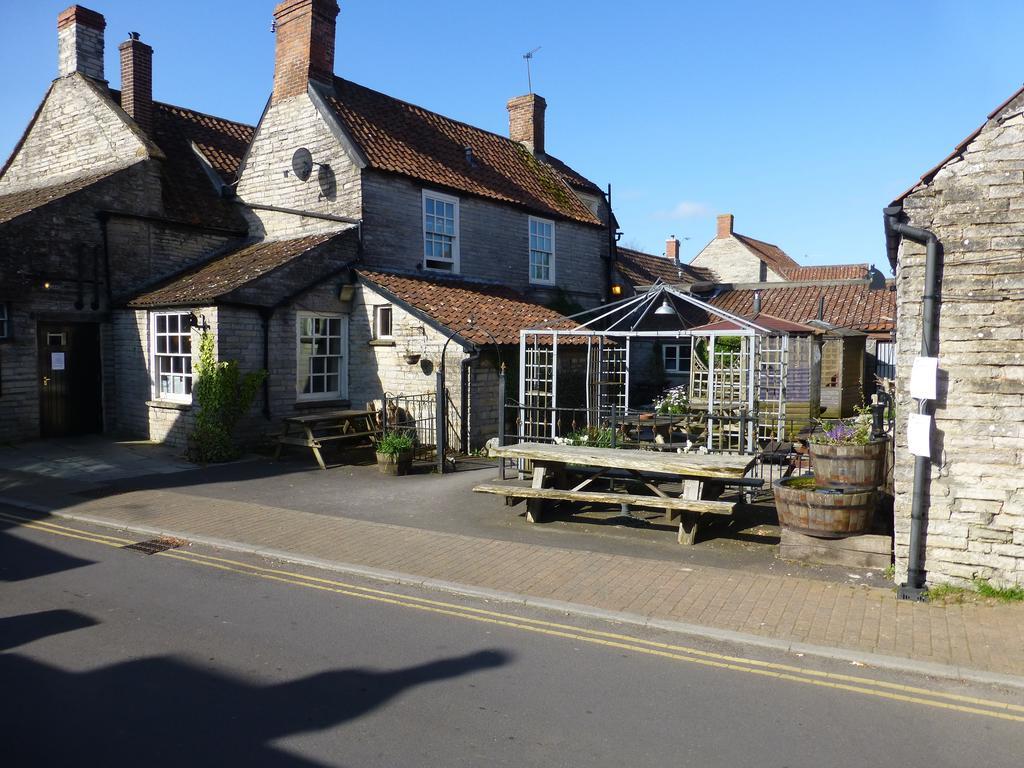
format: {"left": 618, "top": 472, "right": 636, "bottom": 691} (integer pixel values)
{"left": 0, "top": 646, "right": 511, "bottom": 767}
{"left": 0, "top": 609, "right": 99, "bottom": 651}
{"left": 0, "top": 514, "right": 95, "bottom": 582}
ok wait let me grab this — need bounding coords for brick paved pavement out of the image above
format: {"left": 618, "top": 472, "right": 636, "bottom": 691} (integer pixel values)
{"left": 44, "top": 488, "right": 1024, "bottom": 682}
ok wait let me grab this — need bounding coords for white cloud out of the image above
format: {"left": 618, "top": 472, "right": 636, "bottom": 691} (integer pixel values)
{"left": 651, "top": 201, "right": 712, "bottom": 220}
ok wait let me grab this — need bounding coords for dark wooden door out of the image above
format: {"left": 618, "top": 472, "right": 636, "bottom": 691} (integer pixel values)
{"left": 37, "top": 322, "right": 103, "bottom": 438}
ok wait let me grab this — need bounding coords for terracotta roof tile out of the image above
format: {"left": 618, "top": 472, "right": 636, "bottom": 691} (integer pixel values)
{"left": 128, "top": 232, "right": 344, "bottom": 307}
{"left": 785, "top": 264, "right": 869, "bottom": 280}
{"left": 615, "top": 247, "right": 713, "bottom": 287}
{"left": 707, "top": 283, "right": 896, "bottom": 334}
{"left": 325, "top": 78, "right": 602, "bottom": 226}
{"left": 690, "top": 313, "right": 820, "bottom": 335}
{"left": 357, "top": 270, "right": 572, "bottom": 345}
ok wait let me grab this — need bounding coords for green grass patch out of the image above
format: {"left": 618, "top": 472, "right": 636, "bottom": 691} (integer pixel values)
{"left": 925, "top": 578, "right": 1024, "bottom": 604}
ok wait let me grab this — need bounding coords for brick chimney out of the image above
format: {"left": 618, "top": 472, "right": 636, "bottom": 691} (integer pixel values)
{"left": 57, "top": 5, "right": 106, "bottom": 81}
{"left": 119, "top": 33, "right": 153, "bottom": 133}
{"left": 665, "top": 236, "right": 681, "bottom": 263}
{"left": 272, "top": 0, "right": 339, "bottom": 104}
{"left": 716, "top": 213, "right": 734, "bottom": 239}
{"left": 507, "top": 93, "right": 546, "bottom": 156}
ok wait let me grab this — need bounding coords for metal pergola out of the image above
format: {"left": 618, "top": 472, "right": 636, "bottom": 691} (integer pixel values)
{"left": 517, "top": 282, "right": 793, "bottom": 452}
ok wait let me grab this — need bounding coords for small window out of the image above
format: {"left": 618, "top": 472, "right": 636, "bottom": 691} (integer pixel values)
{"left": 0, "top": 303, "right": 9, "bottom": 339}
{"left": 374, "top": 305, "right": 394, "bottom": 340}
{"left": 529, "top": 217, "right": 555, "bottom": 285}
{"left": 663, "top": 342, "right": 690, "bottom": 374}
{"left": 297, "top": 313, "right": 347, "bottom": 400}
{"left": 423, "top": 191, "right": 459, "bottom": 273}
{"left": 152, "top": 312, "right": 193, "bottom": 402}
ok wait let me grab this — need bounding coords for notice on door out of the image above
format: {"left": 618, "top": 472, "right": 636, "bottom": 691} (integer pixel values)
{"left": 51, "top": 352, "right": 66, "bottom": 370}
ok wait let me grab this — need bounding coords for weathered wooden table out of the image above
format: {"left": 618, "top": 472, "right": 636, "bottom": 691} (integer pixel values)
{"left": 476, "top": 442, "right": 754, "bottom": 544}
{"left": 274, "top": 409, "right": 378, "bottom": 470}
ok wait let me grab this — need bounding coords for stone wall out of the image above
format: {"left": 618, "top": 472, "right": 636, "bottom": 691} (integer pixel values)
{"left": 0, "top": 74, "right": 148, "bottom": 193}
{"left": 360, "top": 172, "right": 607, "bottom": 308}
{"left": 690, "top": 236, "right": 786, "bottom": 283}
{"left": 894, "top": 90, "right": 1024, "bottom": 586}
{"left": 235, "top": 93, "right": 361, "bottom": 239}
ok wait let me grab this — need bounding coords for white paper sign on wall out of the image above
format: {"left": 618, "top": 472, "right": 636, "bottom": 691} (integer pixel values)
{"left": 910, "top": 356, "right": 938, "bottom": 400}
{"left": 51, "top": 352, "right": 66, "bottom": 371}
{"left": 908, "top": 413, "right": 932, "bottom": 458}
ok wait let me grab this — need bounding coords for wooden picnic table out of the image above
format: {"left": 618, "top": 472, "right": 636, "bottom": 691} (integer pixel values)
{"left": 274, "top": 409, "right": 378, "bottom": 470}
{"left": 476, "top": 442, "right": 754, "bottom": 545}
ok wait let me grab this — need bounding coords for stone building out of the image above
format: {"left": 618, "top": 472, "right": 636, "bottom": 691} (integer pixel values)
{"left": 884, "top": 83, "right": 1024, "bottom": 587}
{"left": 0, "top": 2, "right": 611, "bottom": 450}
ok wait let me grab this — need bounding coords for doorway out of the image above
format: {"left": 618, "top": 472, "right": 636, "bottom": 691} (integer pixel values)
{"left": 37, "top": 322, "right": 103, "bottom": 438}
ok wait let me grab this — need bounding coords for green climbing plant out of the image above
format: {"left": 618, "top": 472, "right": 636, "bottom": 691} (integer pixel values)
{"left": 187, "top": 331, "right": 267, "bottom": 463}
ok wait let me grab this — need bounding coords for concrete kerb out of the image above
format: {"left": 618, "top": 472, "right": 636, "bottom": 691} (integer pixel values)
{"left": 11, "top": 498, "right": 1024, "bottom": 695}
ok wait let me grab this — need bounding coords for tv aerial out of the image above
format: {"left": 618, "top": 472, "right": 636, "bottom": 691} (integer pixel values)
{"left": 522, "top": 46, "right": 541, "bottom": 93}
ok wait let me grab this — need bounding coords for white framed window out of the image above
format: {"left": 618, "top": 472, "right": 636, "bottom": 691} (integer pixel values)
{"left": 529, "top": 216, "right": 555, "bottom": 285}
{"left": 374, "top": 305, "right": 394, "bottom": 340}
{"left": 152, "top": 311, "right": 193, "bottom": 402}
{"left": 423, "top": 190, "right": 459, "bottom": 273}
{"left": 296, "top": 313, "right": 348, "bottom": 401}
{"left": 663, "top": 342, "right": 690, "bottom": 374}
{"left": 0, "top": 303, "right": 8, "bottom": 339}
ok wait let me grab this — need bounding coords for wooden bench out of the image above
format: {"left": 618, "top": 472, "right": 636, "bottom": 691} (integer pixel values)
{"left": 275, "top": 409, "right": 378, "bottom": 470}
{"left": 482, "top": 442, "right": 754, "bottom": 545}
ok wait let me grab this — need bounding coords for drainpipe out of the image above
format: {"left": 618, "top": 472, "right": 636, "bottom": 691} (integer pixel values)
{"left": 883, "top": 205, "right": 941, "bottom": 601}
{"left": 259, "top": 307, "right": 274, "bottom": 419}
{"left": 460, "top": 348, "right": 481, "bottom": 452}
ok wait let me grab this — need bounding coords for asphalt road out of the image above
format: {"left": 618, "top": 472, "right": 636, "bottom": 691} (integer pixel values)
{"left": 2, "top": 507, "right": 1022, "bottom": 768}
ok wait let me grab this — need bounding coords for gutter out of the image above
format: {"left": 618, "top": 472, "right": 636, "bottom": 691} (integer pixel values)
{"left": 883, "top": 204, "right": 941, "bottom": 601}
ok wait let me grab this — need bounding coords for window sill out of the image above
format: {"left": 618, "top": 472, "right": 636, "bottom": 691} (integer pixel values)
{"left": 295, "top": 399, "right": 351, "bottom": 410}
{"left": 369, "top": 339, "right": 396, "bottom": 347}
{"left": 147, "top": 399, "right": 192, "bottom": 411}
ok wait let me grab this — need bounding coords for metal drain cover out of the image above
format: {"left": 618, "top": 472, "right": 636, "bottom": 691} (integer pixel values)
{"left": 121, "top": 536, "right": 187, "bottom": 555}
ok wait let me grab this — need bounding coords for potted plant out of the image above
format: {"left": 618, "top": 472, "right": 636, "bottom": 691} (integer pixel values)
{"left": 808, "top": 414, "right": 887, "bottom": 488}
{"left": 375, "top": 430, "right": 414, "bottom": 475}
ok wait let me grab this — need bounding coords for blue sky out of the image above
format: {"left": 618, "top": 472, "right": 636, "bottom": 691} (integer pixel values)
{"left": 3, "top": 1, "right": 1022, "bottom": 273}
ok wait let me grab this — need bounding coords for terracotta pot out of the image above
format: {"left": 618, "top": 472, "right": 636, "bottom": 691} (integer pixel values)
{"left": 773, "top": 475, "right": 876, "bottom": 538}
{"left": 809, "top": 439, "right": 887, "bottom": 488}
{"left": 377, "top": 449, "right": 413, "bottom": 476}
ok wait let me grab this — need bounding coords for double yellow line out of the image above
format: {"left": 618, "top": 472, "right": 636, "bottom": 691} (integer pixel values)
{"left": 4, "top": 509, "right": 1024, "bottom": 723}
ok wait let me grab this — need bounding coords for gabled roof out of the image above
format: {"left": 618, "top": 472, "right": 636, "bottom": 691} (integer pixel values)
{"left": 615, "top": 247, "right": 713, "bottom": 287}
{"left": 732, "top": 233, "right": 801, "bottom": 277}
{"left": 128, "top": 231, "right": 352, "bottom": 308}
{"left": 692, "top": 313, "right": 819, "bottom": 335}
{"left": 357, "top": 270, "right": 572, "bottom": 345}
{"left": 707, "top": 283, "right": 896, "bottom": 334}
{"left": 323, "top": 78, "right": 602, "bottom": 226}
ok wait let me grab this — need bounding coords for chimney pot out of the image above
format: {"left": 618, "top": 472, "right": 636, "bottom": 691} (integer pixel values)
{"left": 119, "top": 34, "right": 153, "bottom": 134}
{"left": 507, "top": 93, "right": 546, "bottom": 156}
{"left": 272, "top": 0, "right": 340, "bottom": 104}
{"left": 57, "top": 5, "right": 106, "bottom": 80}
{"left": 716, "top": 213, "right": 734, "bottom": 239}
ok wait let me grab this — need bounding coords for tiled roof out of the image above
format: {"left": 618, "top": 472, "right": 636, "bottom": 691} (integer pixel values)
{"left": 0, "top": 170, "right": 118, "bottom": 225}
{"left": 107, "top": 89, "right": 254, "bottom": 231}
{"left": 732, "top": 233, "right": 801, "bottom": 277}
{"left": 785, "top": 264, "right": 869, "bottom": 281}
{"left": 543, "top": 154, "right": 603, "bottom": 195}
{"left": 616, "top": 247, "right": 713, "bottom": 286}
{"left": 128, "top": 232, "right": 344, "bottom": 307}
{"left": 324, "top": 78, "right": 602, "bottom": 226}
{"left": 707, "top": 283, "right": 896, "bottom": 333}
{"left": 690, "top": 313, "right": 820, "bottom": 335}
{"left": 357, "top": 270, "right": 573, "bottom": 345}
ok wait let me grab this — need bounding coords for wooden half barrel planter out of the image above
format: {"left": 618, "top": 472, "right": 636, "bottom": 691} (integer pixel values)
{"left": 808, "top": 439, "right": 887, "bottom": 487}
{"left": 376, "top": 449, "right": 413, "bottom": 476}
{"left": 773, "top": 475, "right": 876, "bottom": 538}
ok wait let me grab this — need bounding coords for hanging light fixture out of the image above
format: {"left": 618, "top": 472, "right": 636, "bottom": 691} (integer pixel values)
{"left": 654, "top": 297, "right": 674, "bottom": 315}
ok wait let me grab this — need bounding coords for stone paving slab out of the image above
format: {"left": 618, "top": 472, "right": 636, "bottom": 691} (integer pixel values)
{"left": 45, "top": 488, "right": 1024, "bottom": 682}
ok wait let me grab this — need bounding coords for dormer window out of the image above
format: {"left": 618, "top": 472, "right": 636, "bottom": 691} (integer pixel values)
{"left": 423, "top": 191, "right": 459, "bottom": 273}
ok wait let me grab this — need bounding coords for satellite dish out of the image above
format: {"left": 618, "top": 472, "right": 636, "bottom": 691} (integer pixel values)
{"left": 291, "top": 147, "right": 313, "bottom": 182}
